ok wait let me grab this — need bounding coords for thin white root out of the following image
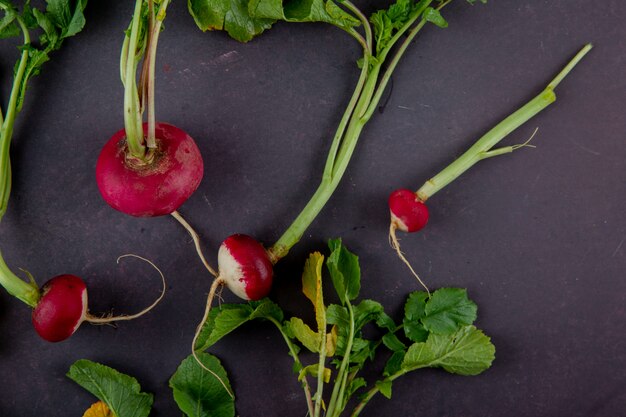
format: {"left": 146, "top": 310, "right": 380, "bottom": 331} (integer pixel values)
{"left": 171, "top": 210, "right": 219, "bottom": 278}
{"left": 85, "top": 254, "right": 166, "bottom": 324}
{"left": 191, "top": 277, "right": 235, "bottom": 399}
{"left": 512, "top": 127, "right": 539, "bottom": 151}
{"left": 389, "top": 223, "right": 430, "bottom": 295}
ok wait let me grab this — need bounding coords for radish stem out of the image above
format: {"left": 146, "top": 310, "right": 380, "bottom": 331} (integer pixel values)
{"left": 0, "top": 15, "right": 29, "bottom": 219}
{"left": 123, "top": 0, "right": 147, "bottom": 160}
{"left": 269, "top": 2, "right": 444, "bottom": 261}
{"left": 415, "top": 44, "right": 592, "bottom": 202}
{"left": 0, "top": 253, "right": 39, "bottom": 307}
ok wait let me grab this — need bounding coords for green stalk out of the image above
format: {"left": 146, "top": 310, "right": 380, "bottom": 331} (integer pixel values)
{"left": 0, "top": 15, "right": 30, "bottom": 220}
{"left": 268, "top": 317, "right": 315, "bottom": 417}
{"left": 123, "top": 0, "right": 147, "bottom": 159}
{"left": 349, "top": 371, "right": 405, "bottom": 417}
{"left": 0, "top": 253, "right": 39, "bottom": 307}
{"left": 269, "top": 50, "right": 375, "bottom": 261}
{"left": 313, "top": 319, "right": 328, "bottom": 417}
{"left": 326, "top": 301, "right": 355, "bottom": 417}
{"left": 416, "top": 43, "right": 592, "bottom": 201}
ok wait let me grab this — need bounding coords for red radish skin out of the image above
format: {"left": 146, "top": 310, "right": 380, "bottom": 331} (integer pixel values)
{"left": 218, "top": 234, "right": 273, "bottom": 301}
{"left": 96, "top": 122, "right": 204, "bottom": 217}
{"left": 389, "top": 189, "right": 429, "bottom": 233}
{"left": 32, "top": 274, "right": 87, "bottom": 343}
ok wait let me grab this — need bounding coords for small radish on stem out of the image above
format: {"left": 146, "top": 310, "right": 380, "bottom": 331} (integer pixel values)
{"left": 388, "top": 44, "right": 593, "bottom": 288}
{"left": 0, "top": 249, "right": 166, "bottom": 342}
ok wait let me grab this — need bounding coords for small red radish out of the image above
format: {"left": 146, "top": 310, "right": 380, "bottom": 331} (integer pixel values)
{"left": 388, "top": 189, "right": 429, "bottom": 233}
{"left": 96, "top": 122, "right": 203, "bottom": 217}
{"left": 191, "top": 234, "right": 273, "bottom": 375}
{"left": 387, "top": 44, "right": 592, "bottom": 290}
{"left": 32, "top": 274, "right": 88, "bottom": 342}
{"left": 217, "top": 234, "right": 274, "bottom": 301}
{"left": 1, "top": 254, "right": 165, "bottom": 343}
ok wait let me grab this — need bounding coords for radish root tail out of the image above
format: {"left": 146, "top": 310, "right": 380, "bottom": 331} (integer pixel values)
{"left": 389, "top": 222, "right": 430, "bottom": 295}
{"left": 171, "top": 210, "right": 219, "bottom": 278}
{"left": 85, "top": 254, "right": 166, "bottom": 324}
{"left": 191, "top": 277, "right": 235, "bottom": 399}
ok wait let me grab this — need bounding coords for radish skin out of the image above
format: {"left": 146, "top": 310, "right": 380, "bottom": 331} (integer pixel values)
{"left": 32, "top": 275, "right": 87, "bottom": 342}
{"left": 217, "top": 234, "right": 273, "bottom": 301}
{"left": 96, "top": 122, "right": 203, "bottom": 217}
{"left": 388, "top": 189, "right": 429, "bottom": 233}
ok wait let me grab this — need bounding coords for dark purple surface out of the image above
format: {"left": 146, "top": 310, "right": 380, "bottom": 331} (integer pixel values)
{"left": 0, "top": 0, "right": 624, "bottom": 416}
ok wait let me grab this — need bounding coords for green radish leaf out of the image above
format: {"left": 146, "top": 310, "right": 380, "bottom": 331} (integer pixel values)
{"left": 422, "top": 6, "right": 447, "bottom": 28}
{"left": 0, "top": 6, "right": 19, "bottom": 39}
{"left": 402, "top": 325, "right": 495, "bottom": 376}
{"left": 353, "top": 299, "right": 385, "bottom": 331}
{"left": 326, "top": 303, "right": 349, "bottom": 355}
{"left": 248, "top": 0, "right": 359, "bottom": 29}
{"left": 422, "top": 288, "right": 477, "bottom": 334}
{"left": 382, "top": 333, "right": 406, "bottom": 352}
{"left": 169, "top": 353, "right": 235, "bottom": 417}
{"left": 67, "top": 359, "right": 153, "bottom": 417}
{"left": 195, "top": 299, "right": 284, "bottom": 351}
{"left": 188, "top": 0, "right": 275, "bottom": 42}
{"left": 327, "top": 238, "right": 360, "bottom": 304}
{"left": 347, "top": 377, "right": 367, "bottom": 397}
{"left": 404, "top": 291, "right": 428, "bottom": 321}
{"left": 288, "top": 317, "right": 322, "bottom": 353}
{"left": 376, "top": 380, "right": 393, "bottom": 399}
{"left": 383, "top": 350, "right": 405, "bottom": 376}
{"left": 404, "top": 320, "right": 428, "bottom": 342}
{"left": 370, "top": 0, "right": 429, "bottom": 55}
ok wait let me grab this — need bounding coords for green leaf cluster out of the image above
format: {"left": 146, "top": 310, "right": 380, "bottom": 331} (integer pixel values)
{"left": 188, "top": 0, "right": 359, "bottom": 42}
{"left": 1, "top": 0, "right": 88, "bottom": 112}
{"left": 67, "top": 360, "right": 153, "bottom": 417}
{"left": 193, "top": 239, "right": 495, "bottom": 416}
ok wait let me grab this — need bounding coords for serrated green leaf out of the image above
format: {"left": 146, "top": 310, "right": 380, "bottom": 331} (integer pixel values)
{"left": 189, "top": 0, "right": 275, "bottom": 42}
{"left": 195, "top": 299, "right": 284, "bottom": 351}
{"left": 382, "top": 333, "right": 406, "bottom": 352}
{"left": 347, "top": 377, "right": 367, "bottom": 397}
{"left": 0, "top": 7, "right": 19, "bottom": 39}
{"left": 249, "top": 0, "right": 359, "bottom": 29}
{"left": 288, "top": 317, "right": 322, "bottom": 353}
{"left": 370, "top": 0, "right": 429, "bottom": 55}
{"left": 67, "top": 360, "right": 153, "bottom": 417}
{"left": 422, "top": 6, "right": 447, "bottom": 28}
{"left": 375, "top": 380, "right": 392, "bottom": 399}
{"left": 169, "top": 353, "right": 235, "bottom": 417}
{"left": 383, "top": 350, "right": 405, "bottom": 376}
{"left": 327, "top": 238, "right": 360, "bottom": 303}
{"left": 353, "top": 299, "right": 384, "bottom": 331}
{"left": 404, "top": 320, "right": 429, "bottom": 342}
{"left": 422, "top": 288, "right": 477, "bottom": 334}
{"left": 402, "top": 325, "right": 495, "bottom": 376}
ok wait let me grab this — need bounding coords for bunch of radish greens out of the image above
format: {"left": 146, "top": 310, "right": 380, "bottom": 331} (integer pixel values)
{"left": 65, "top": 240, "right": 494, "bottom": 417}
{"left": 186, "top": 0, "right": 488, "bottom": 343}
